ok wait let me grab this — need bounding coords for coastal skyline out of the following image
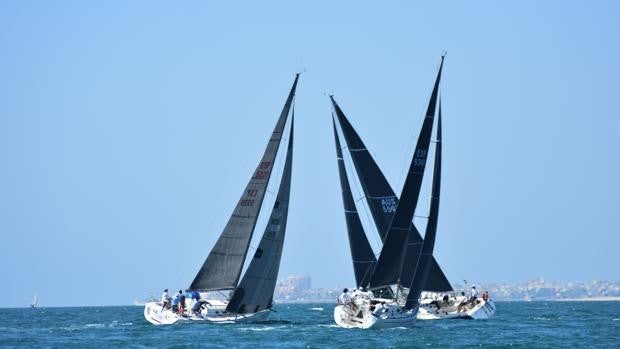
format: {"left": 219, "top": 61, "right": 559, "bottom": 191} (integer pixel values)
{"left": 1, "top": 1, "right": 619, "bottom": 307}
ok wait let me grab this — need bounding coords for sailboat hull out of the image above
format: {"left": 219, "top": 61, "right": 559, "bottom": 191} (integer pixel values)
{"left": 417, "top": 298, "right": 496, "bottom": 320}
{"left": 143, "top": 301, "right": 271, "bottom": 325}
{"left": 333, "top": 303, "right": 418, "bottom": 329}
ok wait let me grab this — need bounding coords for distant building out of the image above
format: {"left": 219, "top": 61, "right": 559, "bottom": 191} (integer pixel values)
{"left": 277, "top": 275, "right": 311, "bottom": 292}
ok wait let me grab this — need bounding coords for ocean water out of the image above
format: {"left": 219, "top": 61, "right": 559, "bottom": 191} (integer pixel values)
{"left": 1, "top": 302, "right": 618, "bottom": 348}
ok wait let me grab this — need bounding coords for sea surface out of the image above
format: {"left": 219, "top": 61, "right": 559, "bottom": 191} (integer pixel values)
{"left": 1, "top": 302, "right": 618, "bottom": 348}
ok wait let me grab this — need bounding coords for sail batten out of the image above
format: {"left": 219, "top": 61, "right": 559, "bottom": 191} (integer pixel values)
{"left": 331, "top": 93, "right": 452, "bottom": 292}
{"left": 405, "top": 98, "right": 443, "bottom": 310}
{"left": 226, "top": 114, "right": 295, "bottom": 314}
{"left": 189, "top": 75, "right": 299, "bottom": 291}
{"left": 332, "top": 117, "right": 377, "bottom": 288}
{"left": 369, "top": 56, "right": 444, "bottom": 290}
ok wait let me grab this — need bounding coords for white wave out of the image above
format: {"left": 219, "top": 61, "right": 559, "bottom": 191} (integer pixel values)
{"left": 85, "top": 323, "right": 105, "bottom": 328}
{"left": 309, "top": 307, "right": 324, "bottom": 311}
{"left": 238, "top": 325, "right": 286, "bottom": 332}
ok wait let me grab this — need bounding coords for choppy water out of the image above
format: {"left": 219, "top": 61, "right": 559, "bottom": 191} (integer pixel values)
{"left": 1, "top": 302, "right": 618, "bottom": 348}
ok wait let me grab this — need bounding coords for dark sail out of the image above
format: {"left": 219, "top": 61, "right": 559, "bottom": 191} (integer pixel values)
{"left": 330, "top": 96, "right": 396, "bottom": 242}
{"left": 369, "top": 57, "right": 444, "bottom": 289}
{"left": 331, "top": 94, "right": 451, "bottom": 291}
{"left": 226, "top": 115, "right": 294, "bottom": 314}
{"left": 190, "top": 74, "right": 299, "bottom": 291}
{"left": 405, "top": 100, "right": 442, "bottom": 310}
{"left": 332, "top": 117, "right": 376, "bottom": 288}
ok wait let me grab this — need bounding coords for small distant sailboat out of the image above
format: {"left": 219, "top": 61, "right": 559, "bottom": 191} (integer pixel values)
{"left": 144, "top": 74, "right": 299, "bottom": 325}
{"left": 30, "top": 291, "right": 39, "bottom": 308}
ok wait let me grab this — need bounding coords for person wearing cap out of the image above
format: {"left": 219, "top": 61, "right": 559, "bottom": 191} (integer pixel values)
{"left": 339, "top": 288, "right": 351, "bottom": 305}
{"left": 470, "top": 285, "right": 478, "bottom": 300}
{"left": 161, "top": 288, "right": 172, "bottom": 309}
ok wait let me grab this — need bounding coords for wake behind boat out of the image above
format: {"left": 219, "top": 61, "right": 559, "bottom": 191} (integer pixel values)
{"left": 144, "top": 74, "right": 299, "bottom": 325}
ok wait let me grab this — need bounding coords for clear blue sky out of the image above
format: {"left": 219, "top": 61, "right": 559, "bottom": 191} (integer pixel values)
{"left": 1, "top": 1, "right": 618, "bottom": 307}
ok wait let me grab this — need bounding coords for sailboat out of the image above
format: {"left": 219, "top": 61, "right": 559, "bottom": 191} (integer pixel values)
{"left": 144, "top": 74, "right": 299, "bottom": 325}
{"left": 30, "top": 291, "right": 39, "bottom": 308}
{"left": 332, "top": 58, "right": 495, "bottom": 324}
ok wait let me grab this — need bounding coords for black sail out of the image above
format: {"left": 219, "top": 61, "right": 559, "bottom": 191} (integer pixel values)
{"left": 332, "top": 117, "right": 376, "bottom": 288}
{"left": 190, "top": 75, "right": 299, "bottom": 291}
{"left": 405, "top": 100, "right": 443, "bottom": 310}
{"left": 226, "top": 115, "right": 294, "bottom": 314}
{"left": 331, "top": 94, "right": 451, "bottom": 291}
{"left": 330, "top": 96, "right": 395, "bottom": 242}
{"left": 369, "top": 57, "right": 443, "bottom": 289}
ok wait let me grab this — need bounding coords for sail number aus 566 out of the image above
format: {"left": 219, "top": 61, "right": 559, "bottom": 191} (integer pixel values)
{"left": 380, "top": 197, "right": 396, "bottom": 213}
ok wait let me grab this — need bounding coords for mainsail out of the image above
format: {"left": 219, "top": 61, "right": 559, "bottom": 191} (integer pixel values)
{"left": 332, "top": 117, "right": 376, "bottom": 288}
{"left": 369, "top": 56, "right": 444, "bottom": 290}
{"left": 331, "top": 91, "right": 451, "bottom": 291}
{"left": 226, "top": 115, "right": 294, "bottom": 314}
{"left": 405, "top": 99, "right": 443, "bottom": 310}
{"left": 189, "top": 74, "right": 299, "bottom": 291}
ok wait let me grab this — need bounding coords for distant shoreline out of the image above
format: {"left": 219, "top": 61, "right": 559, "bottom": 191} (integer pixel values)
{"left": 554, "top": 296, "right": 620, "bottom": 302}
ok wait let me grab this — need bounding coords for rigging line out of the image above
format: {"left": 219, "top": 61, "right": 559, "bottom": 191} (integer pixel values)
{"left": 434, "top": 246, "right": 467, "bottom": 288}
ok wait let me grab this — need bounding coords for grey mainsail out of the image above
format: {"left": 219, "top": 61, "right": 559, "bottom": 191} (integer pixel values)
{"left": 331, "top": 93, "right": 451, "bottom": 291}
{"left": 332, "top": 117, "right": 376, "bottom": 288}
{"left": 405, "top": 99, "right": 442, "bottom": 310}
{"left": 226, "top": 115, "right": 294, "bottom": 314}
{"left": 369, "top": 56, "right": 443, "bottom": 290}
{"left": 189, "top": 74, "right": 299, "bottom": 291}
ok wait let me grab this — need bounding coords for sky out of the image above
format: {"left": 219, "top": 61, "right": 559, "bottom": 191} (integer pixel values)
{"left": 0, "top": 1, "right": 618, "bottom": 307}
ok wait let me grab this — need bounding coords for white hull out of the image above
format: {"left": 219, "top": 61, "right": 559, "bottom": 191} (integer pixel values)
{"left": 417, "top": 297, "right": 496, "bottom": 320}
{"left": 333, "top": 303, "right": 417, "bottom": 329}
{"left": 143, "top": 301, "right": 270, "bottom": 325}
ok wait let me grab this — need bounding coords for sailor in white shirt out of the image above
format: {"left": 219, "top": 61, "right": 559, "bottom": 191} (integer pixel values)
{"left": 339, "top": 288, "right": 351, "bottom": 305}
{"left": 470, "top": 285, "right": 478, "bottom": 300}
{"left": 372, "top": 301, "right": 386, "bottom": 316}
{"left": 161, "top": 288, "right": 172, "bottom": 309}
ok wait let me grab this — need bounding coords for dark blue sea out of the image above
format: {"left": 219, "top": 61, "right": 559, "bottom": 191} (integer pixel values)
{"left": 1, "top": 302, "right": 618, "bottom": 348}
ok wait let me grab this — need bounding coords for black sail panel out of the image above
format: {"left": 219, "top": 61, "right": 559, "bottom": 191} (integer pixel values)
{"left": 226, "top": 115, "right": 294, "bottom": 314}
{"left": 190, "top": 74, "right": 299, "bottom": 291}
{"left": 331, "top": 96, "right": 451, "bottom": 292}
{"left": 369, "top": 57, "right": 444, "bottom": 289}
{"left": 332, "top": 117, "right": 376, "bottom": 288}
{"left": 330, "top": 96, "right": 396, "bottom": 242}
{"left": 405, "top": 99, "right": 443, "bottom": 310}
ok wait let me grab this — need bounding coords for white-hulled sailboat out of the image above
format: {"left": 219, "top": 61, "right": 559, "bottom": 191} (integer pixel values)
{"left": 332, "top": 56, "right": 445, "bottom": 329}
{"left": 332, "top": 57, "right": 494, "bottom": 325}
{"left": 144, "top": 74, "right": 299, "bottom": 325}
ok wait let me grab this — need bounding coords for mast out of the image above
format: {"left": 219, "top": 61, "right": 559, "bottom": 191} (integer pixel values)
{"left": 369, "top": 56, "right": 444, "bottom": 290}
{"left": 405, "top": 98, "right": 442, "bottom": 310}
{"left": 332, "top": 115, "right": 377, "bottom": 288}
{"left": 226, "top": 114, "right": 294, "bottom": 314}
{"left": 189, "top": 74, "right": 299, "bottom": 291}
{"left": 331, "top": 96, "right": 451, "bottom": 292}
